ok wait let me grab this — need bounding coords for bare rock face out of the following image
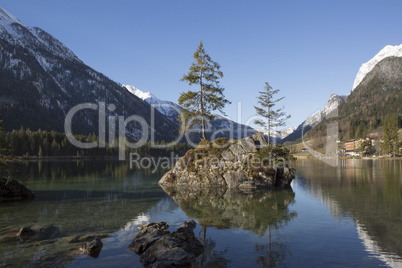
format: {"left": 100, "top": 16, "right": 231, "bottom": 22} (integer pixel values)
{"left": 0, "top": 178, "right": 35, "bottom": 200}
{"left": 159, "top": 132, "right": 295, "bottom": 189}
{"left": 80, "top": 239, "right": 103, "bottom": 258}
{"left": 129, "top": 221, "right": 204, "bottom": 268}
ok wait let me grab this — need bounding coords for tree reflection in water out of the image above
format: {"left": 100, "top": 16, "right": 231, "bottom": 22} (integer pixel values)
{"left": 255, "top": 225, "right": 291, "bottom": 268}
{"left": 161, "top": 186, "right": 297, "bottom": 267}
{"left": 196, "top": 226, "right": 231, "bottom": 267}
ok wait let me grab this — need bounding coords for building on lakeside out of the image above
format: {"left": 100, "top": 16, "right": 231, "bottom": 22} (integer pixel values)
{"left": 345, "top": 140, "right": 356, "bottom": 152}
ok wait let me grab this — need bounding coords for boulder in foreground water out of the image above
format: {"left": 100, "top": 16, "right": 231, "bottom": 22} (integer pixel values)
{"left": 128, "top": 222, "right": 170, "bottom": 254}
{"left": 129, "top": 220, "right": 204, "bottom": 267}
{"left": 0, "top": 178, "right": 35, "bottom": 201}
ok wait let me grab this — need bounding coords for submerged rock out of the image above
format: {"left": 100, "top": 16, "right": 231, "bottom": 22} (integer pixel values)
{"left": 159, "top": 132, "right": 295, "bottom": 189}
{"left": 0, "top": 178, "right": 35, "bottom": 200}
{"left": 80, "top": 238, "right": 103, "bottom": 258}
{"left": 17, "top": 227, "right": 36, "bottom": 240}
{"left": 37, "top": 224, "right": 61, "bottom": 240}
{"left": 16, "top": 224, "right": 61, "bottom": 241}
{"left": 129, "top": 221, "right": 204, "bottom": 267}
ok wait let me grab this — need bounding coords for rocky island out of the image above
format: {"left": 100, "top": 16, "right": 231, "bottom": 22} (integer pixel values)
{"left": 159, "top": 132, "right": 295, "bottom": 188}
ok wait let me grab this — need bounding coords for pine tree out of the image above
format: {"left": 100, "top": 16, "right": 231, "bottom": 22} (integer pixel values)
{"left": 254, "top": 82, "right": 290, "bottom": 146}
{"left": 0, "top": 119, "right": 14, "bottom": 171}
{"left": 357, "top": 121, "right": 367, "bottom": 139}
{"left": 38, "top": 145, "right": 43, "bottom": 157}
{"left": 178, "top": 41, "right": 230, "bottom": 140}
{"left": 51, "top": 139, "right": 60, "bottom": 156}
{"left": 350, "top": 123, "right": 356, "bottom": 139}
{"left": 383, "top": 114, "right": 399, "bottom": 156}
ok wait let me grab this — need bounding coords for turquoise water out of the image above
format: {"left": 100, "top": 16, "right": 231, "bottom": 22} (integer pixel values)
{"left": 0, "top": 159, "right": 401, "bottom": 267}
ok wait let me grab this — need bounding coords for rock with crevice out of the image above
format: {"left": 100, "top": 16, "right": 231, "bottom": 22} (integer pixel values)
{"left": 159, "top": 132, "right": 295, "bottom": 189}
{"left": 129, "top": 220, "right": 204, "bottom": 268}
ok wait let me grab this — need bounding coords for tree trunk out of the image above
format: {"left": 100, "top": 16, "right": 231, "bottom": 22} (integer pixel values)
{"left": 267, "top": 104, "right": 271, "bottom": 146}
{"left": 201, "top": 226, "right": 207, "bottom": 266}
{"left": 268, "top": 225, "right": 273, "bottom": 267}
{"left": 200, "top": 72, "right": 206, "bottom": 140}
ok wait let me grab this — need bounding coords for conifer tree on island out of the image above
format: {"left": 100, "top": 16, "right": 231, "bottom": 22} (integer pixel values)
{"left": 254, "top": 82, "right": 290, "bottom": 146}
{"left": 178, "top": 41, "right": 230, "bottom": 141}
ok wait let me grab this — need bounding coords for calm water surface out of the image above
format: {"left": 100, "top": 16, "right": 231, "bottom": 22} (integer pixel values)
{"left": 0, "top": 159, "right": 401, "bottom": 267}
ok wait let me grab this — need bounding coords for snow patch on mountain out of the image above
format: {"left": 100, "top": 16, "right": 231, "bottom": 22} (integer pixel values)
{"left": 353, "top": 44, "right": 402, "bottom": 90}
{"left": 280, "top": 94, "right": 346, "bottom": 143}
{"left": 0, "top": 7, "right": 78, "bottom": 62}
{"left": 0, "top": 7, "right": 22, "bottom": 25}
{"left": 122, "top": 84, "right": 257, "bottom": 139}
{"left": 305, "top": 94, "right": 346, "bottom": 126}
{"left": 123, "top": 85, "right": 154, "bottom": 101}
{"left": 257, "top": 126, "right": 297, "bottom": 140}
{"left": 123, "top": 84, "right": 182, "bottom": 119}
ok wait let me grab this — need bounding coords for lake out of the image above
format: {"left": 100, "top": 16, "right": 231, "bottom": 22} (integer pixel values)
{"left": 0, "top": 159, "right": 401, "bottom": 267}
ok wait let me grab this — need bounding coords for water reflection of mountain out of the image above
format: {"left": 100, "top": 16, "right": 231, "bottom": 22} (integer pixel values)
{"left": 294, "top": 159, "right": 402, "bottom": 266}
{"left": 161, "top": 186, "right": 297, "bottom": 236}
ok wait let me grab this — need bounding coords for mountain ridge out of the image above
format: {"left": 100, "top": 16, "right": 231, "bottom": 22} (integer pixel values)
{"left": 0, "top": 6, "right": 178, "bottom": 142}
{"left": 122, "top": 84, "right": 257, "bottom": 140}
{"left": 299, "top": 53, "right": 402, "bottom": 145}
{"left": 281, "top": 93, "right": 346, "bottom": 143}
{"left": 283, "top": 44, "right": 402, "bottom": 144}
{"left": 0, "top": 6, "right": 256, "bottom": 144}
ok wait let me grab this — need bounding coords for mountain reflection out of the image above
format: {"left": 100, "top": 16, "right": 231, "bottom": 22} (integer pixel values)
{"left": 294, "top": 159, "right": 402, "bottom": 266}
{"left": 161, "top": 186, "right": 297, "bottom": 236}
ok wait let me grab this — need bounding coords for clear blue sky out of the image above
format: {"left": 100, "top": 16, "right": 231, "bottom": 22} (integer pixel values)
{"left": 1, "top": 0, "right": 402, "bottom": 128}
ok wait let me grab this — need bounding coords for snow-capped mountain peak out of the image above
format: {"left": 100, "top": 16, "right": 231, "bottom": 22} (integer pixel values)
{"left": 0, "top": 7, "right": 179, "bottom": 141}
{"left": 257, "top": 126, "right": 297, "bottom": 140}
{"left": 0, "top": 7, "right": 22, "bottom": 25}
{"left": 122, "top": 84, "right": 182, "bottom": 120}
{"left": 0, "top": 7, "right": 79, "bottom": 63}
{"left": 280, "top": 93, "right": 346, "bottom": 143}
{"left": 122, "top": 84, "right": 256, "bottom": 139}
{"left": 123, "top": 84, "right": 154, "bottom": 101}
{"left": 353, "top": 44, "right": 402, "bottom": 90}
{"left": 305, "top": 94, "right": 346, "bottom": 126}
